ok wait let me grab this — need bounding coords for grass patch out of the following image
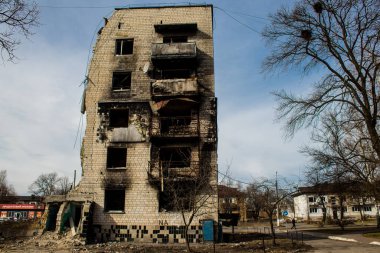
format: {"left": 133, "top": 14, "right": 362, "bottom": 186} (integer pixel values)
{"left": 363, "top": 231, "right": 380, "bottom": 239}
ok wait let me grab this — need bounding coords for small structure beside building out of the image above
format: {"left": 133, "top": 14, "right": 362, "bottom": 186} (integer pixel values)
{"left": 218, "top": 185, "right": 247, "bottom": 223}
{"left": 293, "top": 183, "right": 379, "bottom": 222}
{"left": 0, "top": 196, "right": 45, "bottom": 221}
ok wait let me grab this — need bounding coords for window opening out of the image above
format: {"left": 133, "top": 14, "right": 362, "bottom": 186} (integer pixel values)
{"left": 308, "top": 196, "right": 316, "bottom": 203}
{"left": 352, "top": 206, "right": 360, "bottom": 212}
{"left": 107, "top": 147, "right": 127, "bottom": 169}
{"left": 163, "top": 36, "right": 188, "bottom": 43}
{"left": 155, "top": 69, "right": 193, "bottom": 79}
{"left": 159, "top": 147, "right": 191, "bottom": 168}
{"left": 160, "top": 109, "right": 192, "bottom": 135}
{"left": 363, "top": 206, "right": 372, "bottom": 212}
{"left": 109, "top": 109, "right": 129, "bottom": 128}
{"left": 309, "top": 208, "right": 318, "bottom": 213}
{"left": 104, "top": 189, "right": 125, "bottom": 212}
{"left": 159, "top": 182, "right": 191, "bottom": 212}
{"left": 112, "top": 72, "right": 131, "bottom": 90}
{"left": 115, "top": 39, "right": 133, "bottom": 55}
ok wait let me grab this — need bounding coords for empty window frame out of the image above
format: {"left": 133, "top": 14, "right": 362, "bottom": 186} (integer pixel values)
{"left": 155, "top": 69, "right": 193, "bottom": 79}
{"left": 109, "top": 109, "right": 129, "bottom": 128}
{"left": 107, "top": 147, "right": 127, "bottom": 169}
{"left": 163, "top": 36, "right": 188, "bottom": 43}
{"left": 115, "top": 39, "right": 133, "bottom": 55}
{"left": 159, "top": 147, "right": 191, "bottom": 168}
{"left": 112, "top": 72, "right": 131, "bottom": 90}
{"left": 309, "top": 208, "right": 318, "bottom": 213}
{"left": 104, "top": 189, "right": 125, "bottom": 212}
{"left": 159, "top": 183, "right": 191, "bottom": 212}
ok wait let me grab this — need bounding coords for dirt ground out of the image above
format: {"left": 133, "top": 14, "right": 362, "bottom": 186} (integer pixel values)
{"left": 0, "top": 232, "right": 311, "bottom": 253}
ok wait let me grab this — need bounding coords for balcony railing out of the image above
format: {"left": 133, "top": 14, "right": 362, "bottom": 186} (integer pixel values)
{"left": 148, "top": 161, "right": 200, "bottom": 180}
{"left": 151, "top": 42, "right": 196, "bottom": 60}
{"left": 151, "top": 116, "right": 198, "bottom": 137}
{"left": 152, "top": 78, "right": 198, "bottom": 96}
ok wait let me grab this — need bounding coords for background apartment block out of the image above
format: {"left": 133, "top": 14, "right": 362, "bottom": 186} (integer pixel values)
{"left": 45, "top": 4, "right": 218, "bottom": 243}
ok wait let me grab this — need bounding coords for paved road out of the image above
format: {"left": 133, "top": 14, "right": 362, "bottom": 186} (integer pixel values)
{"left": 223, "top": 223, "right": 380, "bottom": 252}
{"left": 305, "top": 237, "right": 380, "bottom": 253}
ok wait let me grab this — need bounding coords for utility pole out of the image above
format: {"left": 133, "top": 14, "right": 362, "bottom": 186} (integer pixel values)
{"left": 73, "top": 170, "right": 76, "bottom": 188}
{"left": 276, "top": 171, "right": 280, "bottom": 227}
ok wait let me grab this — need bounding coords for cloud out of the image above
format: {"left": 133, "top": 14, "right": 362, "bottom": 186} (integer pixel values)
{"left": 0, "top": 38, "right": 86, "bottom": 194}
{"left": 218, "top": 102, "right": 311, "bottom": 184}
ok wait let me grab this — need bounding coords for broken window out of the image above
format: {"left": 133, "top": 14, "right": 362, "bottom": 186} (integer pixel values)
{"left": 163, "top": 36, "right": 188, "bottom": 43}
{"left": 154, "top": 68, "right": 193, "bottom": 79}
{"left": 107, "top": 147, "right": 127, "bottom": 169}
{"left": 115, "top": 39, "right": 133, "bottom": 55}
{"left": 159, "top": 182, "right": 192, "bottom": 212}
{"left": 109, "top": 109, "right": 129, "bottom": 128}
{"left": 104, "top": 189, "right": 125, "bottom": 212}
{"left": 159, "top": 147, "right": 191, "bottom": 168}
{"left": 112, "top": 72, "right": 131, "bottom": 90}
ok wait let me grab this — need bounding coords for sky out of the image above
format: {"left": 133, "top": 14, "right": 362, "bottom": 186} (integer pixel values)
{"left": 0, "top": 0, "right": 321, "bottom": 194}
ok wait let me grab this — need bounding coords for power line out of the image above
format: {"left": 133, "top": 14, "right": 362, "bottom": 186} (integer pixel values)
{"left": 228, "top": 10, "right": 269, "bottom": 21}
{"left": 38, "top": 2, "right": 205, "bottom": 9}
{"left": 218, "top": 170, "right": 251, "bottom": 185}
{"left": 214, "top": 6, "right": 262, "bottom": 35}
{"left": 39, "top": 5, "right": 116, "bottom": 9}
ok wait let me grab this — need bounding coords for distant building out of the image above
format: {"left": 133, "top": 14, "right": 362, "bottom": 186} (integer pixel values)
{"left": 218, "top": 185, "right": 247, "bottom": 222}
{"left": 0, "top": 196, "right": 45, "bottom": 220}
{"left": 45, "top": 4, "right": 218, "bottom": 243}
{"left": 293, "top": 183, "right": 379, "bottom": 221}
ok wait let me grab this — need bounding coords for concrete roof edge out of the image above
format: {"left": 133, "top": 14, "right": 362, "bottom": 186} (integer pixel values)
{"left": 115, "top": 4, "right": 213, "bottom": 11}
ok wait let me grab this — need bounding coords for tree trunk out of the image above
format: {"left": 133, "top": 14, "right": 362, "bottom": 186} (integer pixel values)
{"left": 339, "top": 197, "right": 345, "bottom": 231}
{"left": 322, "top": 207, "right": 326, "bottom": 225}
{"left": 365, "top": 119, "right": 380, "bottom": 161}
{"left": 185, "top": 224, "right": 191, "bottom": 252}
{"left": 268, "top": 212, "right": 276, "bottom": 245}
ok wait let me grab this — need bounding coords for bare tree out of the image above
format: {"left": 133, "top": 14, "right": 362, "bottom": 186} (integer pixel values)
{"left": 156, "top": 158, "right": 217, "bottom": 252}
{"left": 0, "top": 0, "right": 39, "bottom": 61}
{"left": 263, "top": 0, "right": 380, "bottom": 161}
{"left": 246, "top": 184, "right": 263, "bottom": 221}
{"left": 28, "top": 172, "right": 61, "bottom": 196}
{"left": 248, "top": 178, "right": 296, "bottom": 245}
{"left": 54, "top": 176, "right": 71, "bottom": 195}
{"left": 0, "top": 170, "right": 15, "bottom": 200}
{"left": 303, "top": 112, "right": 380, "bottom": 227}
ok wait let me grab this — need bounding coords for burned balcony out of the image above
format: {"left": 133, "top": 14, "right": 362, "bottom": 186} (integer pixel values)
{"left": 148, "top": 161, "right": 200, "bottom": 182}
{"left": 152, "top": 78, "right": 198, "bottom": 97}
{"left": 151, "top": 42, "right": 196, "bottom": 66}
{"left": 151, "top": 116, "right": 198, "bottom": 138}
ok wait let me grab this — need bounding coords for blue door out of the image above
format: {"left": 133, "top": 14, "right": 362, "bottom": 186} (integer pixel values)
{"left": 203, "top": 220, "right": 214, "bottom": 241}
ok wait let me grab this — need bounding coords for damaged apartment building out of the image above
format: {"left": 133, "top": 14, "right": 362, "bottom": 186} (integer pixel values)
{"left": 45, "top": 4, "right": 218, "bottom": 243}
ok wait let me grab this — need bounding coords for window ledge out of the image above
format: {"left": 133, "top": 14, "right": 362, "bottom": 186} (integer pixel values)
{"left": 112, "top": 89, "right": 131, "bottom": 92}
{"left": 107, "top": 167, "right": 127, "bottom": 170}
{"left": 104, "top": 210, "right": 125, "bottom": 214}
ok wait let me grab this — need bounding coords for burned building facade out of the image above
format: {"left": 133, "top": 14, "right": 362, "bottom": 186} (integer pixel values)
{"left": 45, "top": 5, "right": 218, "bottom": 243}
